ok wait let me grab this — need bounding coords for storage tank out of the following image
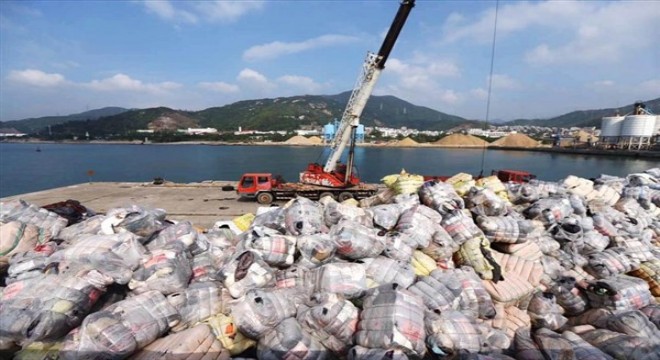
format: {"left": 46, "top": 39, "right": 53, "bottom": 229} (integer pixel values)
{"left": 600, "top": 116, "right": 625, "bottom": 137}
{"left": 323, "top": 122, "right": 335, "bottom": 142}
{"left": 620, "top": 115, "right": 657, "bottom": 137}
{"left": 655, "top": 116, "right": 660, "bottom": 135}
{"left": 355, "top": 124, "right": 365, "bottom": 143}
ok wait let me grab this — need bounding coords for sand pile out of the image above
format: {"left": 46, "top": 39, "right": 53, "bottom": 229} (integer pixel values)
{"left": 284, "top": 135, "right": 315, "bottom": 145}
{"left": 433, "top": 134, "right": 488, "bottom": 147}
{"left": 491, "top": 133, "right": 539, "bottom": 148}
{"left": 392, "top": 137, "right": 419, "bottom": 147}
{"left": 307, "top": 136, "right": 323, "bottom": 144}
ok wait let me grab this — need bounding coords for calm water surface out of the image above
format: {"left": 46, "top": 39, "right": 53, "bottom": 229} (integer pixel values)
{"left": 0, "top": 143, "right": 657, "bottom": 197}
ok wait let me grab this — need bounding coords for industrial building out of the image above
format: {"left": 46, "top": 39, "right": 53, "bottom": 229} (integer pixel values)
{"left": 600, "top": 102, "right": 658, "bottom": 150}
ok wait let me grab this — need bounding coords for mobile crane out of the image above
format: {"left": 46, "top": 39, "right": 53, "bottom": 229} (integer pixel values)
{"left": 237, "top": 0, "right": 415, "bottom": 204}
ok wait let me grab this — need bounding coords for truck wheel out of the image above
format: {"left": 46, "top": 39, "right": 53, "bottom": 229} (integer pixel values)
{"left": 257, "top": 192, "right": 274, "bottom": 205}
{"left": 319, "top": 192, "right": 335, "bottom": 201}
{"left": 338, "top": 192, "right": 354, "bottom": 202}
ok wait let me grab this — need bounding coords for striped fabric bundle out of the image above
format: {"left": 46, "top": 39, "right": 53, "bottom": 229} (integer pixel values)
{"left": 296, "top": 234, "right": 336, "bottom": 269}
{"left": 0, "top": 221, "right": 46, "bottom": 269}
{"left": 442, "top": 210, "right": 485, "bottom": 246}
{"left": 631, "top": 260, "right": 660, "bottom": 297}
{"left": 355, "top": 284, "right": 427, "bottom": 357}
{"left": 523, "top": 198, "right": 573, "bottom": 225}
{"left": 585, "top": 275, "right": 655, "bottom": 310}
{"left": 640, "top": 304, "right": 660, "bottom": 328}
{"left": 383, "top": 231, "right": 415, "bottom": 262}
{"left": 284, "top": 197, "right": 325, "bottom": 236}
{"left": 59, "top": 290, "right": 180, "bottom": 359}
{"left": 131, "top": 324, "right": 230, "bottom": 360}
{"left": 549, "top": 276, "right": 589, "bottom": 316}
{"left": 527, "top": 292, "right": 568, "bottom": 330}
{"left": 591, "top": 213, "right": 619, "bottom": 237}
{"left": 102, "top": 205, "right": 167, "bottom": 239}
{"left": 492, "top": 241, "right": 543, "bottom": 261}
{"left": 395, "top": 205, "right": 442, "bottom": 249}
{"left": 145, "top": 221, "right": 198, "bottom": 251}
{"left": 605, "top": 310, "right": 660, "bottom": 346}
{"left": 419, "top": 225, "right": 456, "bottom": 261}
{"left": 454, "top": 236, "right": 498, "bottom": 281}
{"left": 579, "top": 328, "right": 658, "bottom": 360}
{"left": 4, "top": 241, "right": 58, "bottom": 284}
{"left": 361, "top": 256, "right": 416, "bottom": 289}
{"left": 483, "top": 272, "right": 535, "bottom": 307}
{"left": 411, "top": 250, "right": 438, "bottom": 277}
{"left": 610, "top": 237, "right": 655, "bottom": 263}
{"left": 323, "top": 199, "right": 373, "bottom": 228}
{"left": 347, "top": 346, "right": 409, "bottom": 360}
{"left": 477, "top": 216, "right": 541, "bottom": 244}
{"left": 219, "top": 251, "right": 276, "bottom": 299}
{"left": 408, "top": 269, "right": 463, "bottom": 313}
{"left": 480, "top": 303, "right": 531, "bottom": 339}
{"left": 584, "top": 247, "right": 640, "bottom": 279}
{"left": 167, "top": 281, "right": 226, "bottom": 332}
{"left": 0, "top": 199, "right": 68, "bottom": 240}
{"left": 370, "top": 203, "right": 404, "bottom": 230}
{"left": 258, "top": 317, "right": 328, "bottom": 360}
{"left": 310, "top": 262, "right": 367, "bottom": 300}
{"left": 531, "top": 328, "right": 576, "bottom": 360}
{"left": 466, "top": 188, "right": 510, "bottom": 217}
{"left": 297, "top": 292, "right": 359, "bottom": 355}
{"left": 490, "top": 252, "right": 543, "bottom": 287}
{"left": 561, "top": 330, "right": 614, "bottom": 360}
{"left": 448, "top": 267, "right": 497, "bottom": 319}
{"left": 231, "top": 288, "right": 297, "bottom": 339}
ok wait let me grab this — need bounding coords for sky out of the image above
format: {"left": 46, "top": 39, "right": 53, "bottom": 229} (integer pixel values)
{"left": 1, "top": 0, "right": 658, "bottom": 122}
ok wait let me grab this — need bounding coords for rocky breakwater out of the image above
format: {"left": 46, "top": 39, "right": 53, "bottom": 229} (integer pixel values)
{"left": 1, "top": 168, "right": 660, "bottom": 359}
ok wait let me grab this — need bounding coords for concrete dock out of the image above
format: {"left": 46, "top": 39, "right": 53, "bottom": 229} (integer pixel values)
{"left": 0, "top": 181, "right": 269, "bottom": 229}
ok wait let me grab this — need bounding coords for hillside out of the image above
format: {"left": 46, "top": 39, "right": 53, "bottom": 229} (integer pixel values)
{"left": 0, "top": 107, "right": 128, "bottom": 133}
{"left": 504, "top": 97, "right": 660, "bottom": 128}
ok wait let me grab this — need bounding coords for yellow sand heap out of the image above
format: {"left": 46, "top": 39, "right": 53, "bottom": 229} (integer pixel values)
{"left": 433, "top": 134, "right": 489, "bottom": 147}
{"left": 491, "top": 133, "right": 539, "bottom": 147}
{"left": 392, "top": 137, "right": 419, "bottom": 147}
{"left": 284, "top": 135, "right": 315, "bottom": 145}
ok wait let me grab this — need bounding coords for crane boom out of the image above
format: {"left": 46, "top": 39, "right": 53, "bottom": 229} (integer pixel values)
{"left": 300, "top": 0, "right": 414, "bottom": 188}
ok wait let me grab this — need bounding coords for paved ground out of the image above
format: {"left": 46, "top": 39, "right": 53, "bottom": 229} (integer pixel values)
{"left": 1, "top": 181, "right": 273, "bottom": 229}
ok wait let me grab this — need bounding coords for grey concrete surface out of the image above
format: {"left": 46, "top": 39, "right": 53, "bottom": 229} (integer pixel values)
{"left": 1, "top": 181, "right": 275, "bottom": 229}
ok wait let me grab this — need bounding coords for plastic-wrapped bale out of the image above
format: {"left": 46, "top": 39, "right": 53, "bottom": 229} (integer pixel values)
{"left": 441, "top": 210, "right": 485, "bottom": 246}
{"left": 424, "top": 309, "right": 485, "bottom": 356}
{"left": 13, "top": 341, "right": 63, "bottom": 360}
{"left": 562, "top": 175, "right": 595, "bottom": 199}
{"left": 561, "top": 330, "right": 614, "bottom": 360}
{"left": 296, "top": 234, "right": 336, "bottom": 269}
{"left": 359, "top": 188, "right": 397, "bottom": 208}
{"left": 579, "top": 328, "right": 660, "bottom": 360}
{"left": 370, "top": 204, "right": 404, "bottom": 230}
{"left": 241, "top": 233, "right": 297, "bottom": 267}
{"left": 391, "top": 170, "right": 425, "bottom": 195}
{"left": 526, "top": 292, "right": 568, "bottom": 330}
{"left": 5, "top": 242, "right": 59, "bottom": 284}
{"left": 418, "top": 181, "right": 465, "bottom": 216}
{"left": 492, "top": 240, "right": 543, "bottom": 262}
{"left": 408, "top": 269, "right": 463, "bottom": 313}
{"left": 48, "top": 232, "right": 145, "bottom": 284}
{"left": 395, "top": 205, "right": 442, "bottom": 249}
{"left": 591, "top": 184, "right": 621, "bottom": 206}
{"left": 355, "top": 284, "right": 426, "bottom": 357}
{"left": 550, "top": 217, "right": 585, "bottom": 252}
{"left": 56, "top": 215, "right": 105, "bottom": 244}
{"left": 129, "top": 242, "right": 192, "bottom": 295}
{"left": 448, "top": 267, "right": 497, "bottom": 319}
{"left": 130, "top": 324, "right": 230, "bottom": 360}
{"left": 630, "top": 259, "right": 660, "bottom": 297}
{"left": 323, "top": 199, "right": 373, "bottom": 228}
{"left": 275, "top": 266, "right": 313, "bottom": 294}
{"left": 204, "top": 313, "right": 257, "bottom": 356}
{"left": 581, "top": 230, "right": 610, "bottom": 255}
{"left": 383, "top": 232, "right": 415, "bottom": 262}
{"left": 476, "top": 175, "right": 507, "bottom": 195}
{"left": 101, "top": 205, "right": 167, "bottom": 239}
{"left": 59, "top": 290, "right": 180, "bottom": 359}
{"left": 230, "top": 287, "right": 297, "bottom": 339}
{"left": 411, "top": 250, "right": 438, "bottom": 277}
{"left": 640, "top": 304, "right": 660, "bottom": 328}
{"left": 167, "top": 281, "right": 226, "bottom": 332}
{"left": 0, "top": 269, "right": 114, "bottom": 342}
{"left": 591, "top": 213, "right": 619, "bottom": 238}
{"left": 250, "top": 206, "right": 286, "bottom": 231}
{"left": 144, "top": 221, "right": 198, "bottom": 251}
{"left": 568, "top": 193, "right": 587, "bottom": 215}
{"left": 420, "top": 226, "right": 458, "bottom": 263}
{"left": 490, "top": 252, "right": 543, "bottom": 287}
{"left": 466, "top": 188, "right": 509, "bottom": 217}
{"left": 347, "top": 346, "right": 409, "bottom": 360}
{"left": 522, "top": 198, "right": 573, "bottom": 225}
{"left": 549, "top": 276, "right": 589, "bottom": 316}
{"left": 0, "top": 221, "right": 47, "bottom": 271}
{"left": 0, "top": 199, "right": 68, "bottom": 240}
{"left": 481, "top": 304, "right": 531, "bottom": 339}
{"left": 584, "top": 247, "right": 641, "bottom": 279}
{"left": 446, "top": 172, "right": 476, "bottom": 197}
{"left": 190, "top": 251, "right": 220, "bottom": 283}
{"left": 513, "top": 327, "right": 545, "bottom": 360}
{"left": 604, "top": 310, "right": 660, "bottom": 346}
{"left": 284, "top": 197, "right": 325, "bottom": 236}
{"left": 454, "top": 236, "right": 501, "bottom": 281}
{"left": 506, "top": 183, "right": 540, "bottom": 205}
{"left": 623, "top": 186, "right": 660, "bottom": 209}
{"left": 218, "top": 251, "right": 275, "bottom": 298}
{"left": 482, "top": 271, "right": 534, "bottom": 307}
{"left": 309, "top": 262, "right": 367, "bottom": 300}
{"left": 585, "top": 274, "right": 655, "bottom": 310}
{"left": 331, "top": 219, "right": 385, "bottom": 260}
{"left": 611, "top": 237, "right": 656, "bottom": 263}
{"left": 257, "top": 317, "right": 328, "bottom": 360}
{"left": 297, "top": 292, "right": 359, "bottom": 355}
{"left": 476, "top": 216, "right": 541, "bottom": 244}
{"left": 531, "top": 327, "right": 576, "bottom": 360}
{"left": 361, "top": 256, "right": 416, "bottom": 289}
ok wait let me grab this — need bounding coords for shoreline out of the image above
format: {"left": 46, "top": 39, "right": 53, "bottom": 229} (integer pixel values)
{"left": 3, "top": 139, "right": 659, "bottom": 158}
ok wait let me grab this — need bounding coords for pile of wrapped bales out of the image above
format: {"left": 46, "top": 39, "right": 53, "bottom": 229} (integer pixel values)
{"left": 1, "top": 168, "right": 660, "bottom": 359}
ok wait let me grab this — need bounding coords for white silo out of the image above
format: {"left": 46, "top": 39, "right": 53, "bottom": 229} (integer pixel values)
{"left": 620, "top": 115, "right": 656, "bottom": 136}
{"left": 600, "top": 115, "right": 625, "bottom": 144}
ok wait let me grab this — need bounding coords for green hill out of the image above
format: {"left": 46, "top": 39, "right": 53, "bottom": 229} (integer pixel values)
{"left": 0, "top": 107, "right": 128, "bottom": 133}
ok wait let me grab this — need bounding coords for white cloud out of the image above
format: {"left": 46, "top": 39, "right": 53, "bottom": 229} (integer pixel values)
{"left": 470, "top": 88, "right": 488, "bottom": 100}
{"left": 591, "top": 80, "right": 615, "bottom": 88}
{"left": 198, "top": 81, "right": 239, "bottom": 93}
{"left": 489, "top": 74, "right": 521, "bottom": 90}
{"left": 84, "top": 74, "right": 182, "bottom": 93}
{"left": 194, "top": 1, "right": 264, "bottom": 23}
{"left": 277, "top": 75, "right": 323, "bottom": 93}
{"left": 236, "top": 68, "right": 276, "bottom": 92}
{"left": 143, "top": 0, "right": 198, "bottom": 23}
{"left": 7, "top": 69, "right": 66, "bottom": 87}
{"left": 243, "top": 34, "right": 359, "bottom": 61}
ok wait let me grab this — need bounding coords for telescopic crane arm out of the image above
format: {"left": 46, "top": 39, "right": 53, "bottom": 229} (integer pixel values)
{"left": 323, "top": 0, "right": 415, "bottom": 174}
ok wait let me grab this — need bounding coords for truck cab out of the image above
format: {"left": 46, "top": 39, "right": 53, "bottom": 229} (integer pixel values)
{"left": 236, "top": 173, "right": 275, "bottom": 197}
